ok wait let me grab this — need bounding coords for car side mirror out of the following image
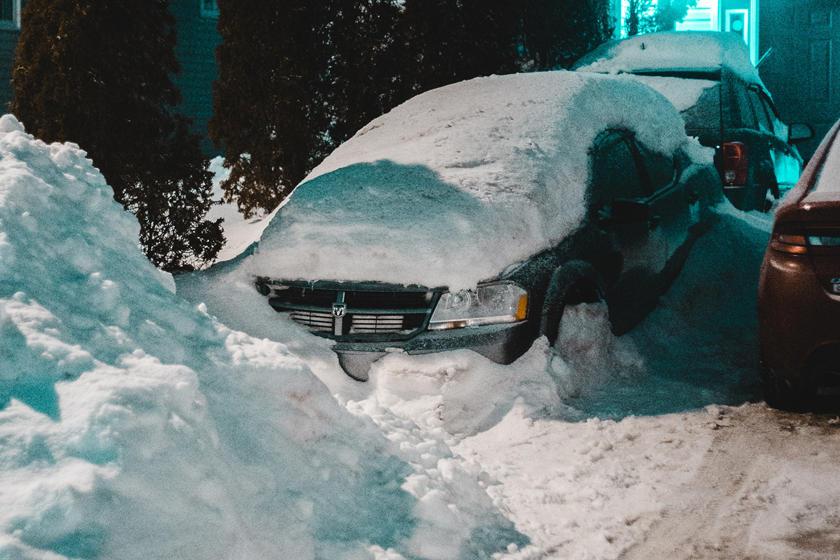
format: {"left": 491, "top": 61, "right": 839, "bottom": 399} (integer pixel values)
{"left": 788, "top": 123, "right": 814, "bottom": 144}
{"left": 601, "top": 199, "right": 651, "bottom": 226}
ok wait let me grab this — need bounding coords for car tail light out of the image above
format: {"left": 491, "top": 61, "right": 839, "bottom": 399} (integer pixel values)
{"left": 722, "top": 142, "right": 748, "bottom": 186}
{"left": 770, "top": 229, "right": 808, "bottom": 255}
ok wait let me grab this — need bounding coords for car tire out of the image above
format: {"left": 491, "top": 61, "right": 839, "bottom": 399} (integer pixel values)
{"left": 760, "top": 172, "right": 780, "bottom": 212}
{"left": 761, "top": 362, "right": 814, "bottom": 412}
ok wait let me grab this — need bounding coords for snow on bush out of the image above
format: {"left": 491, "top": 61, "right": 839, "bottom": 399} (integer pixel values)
{"left": 205, "top": 156, "right": 276, "bottom": 263}
{"left": 573, "top": 31, "right": 762, "bottom": 86}
{"left": 0, "top": 115, "right": 520, "bottom": 559}
{"left": 248, "top": 70, "right": 692, "bottom": 291}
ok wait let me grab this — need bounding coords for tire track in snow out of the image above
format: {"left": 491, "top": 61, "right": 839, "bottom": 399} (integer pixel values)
{"left": 623, "top": 406, "right": 840, "bottom": 560}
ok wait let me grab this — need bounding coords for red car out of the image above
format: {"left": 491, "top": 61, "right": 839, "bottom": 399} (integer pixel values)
{"left": 759, "top": 119, "right": 840, "bottom": 409}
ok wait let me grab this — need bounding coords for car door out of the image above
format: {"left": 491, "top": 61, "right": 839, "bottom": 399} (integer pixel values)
{"left": 633, "top": 140, "right": 691, "bottom": 269}
{"left": 747, "top": 86, "right": 797, "bottom": 198}
{"left": 759, "top": 91, "right": 804, "bottom": 194}
{"left": 589, "top": 131, "right": 665, "bottom": 328}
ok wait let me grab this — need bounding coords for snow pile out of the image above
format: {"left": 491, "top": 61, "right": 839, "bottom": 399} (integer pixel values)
{"left": 177, "top": 260, "right": 538, "bottom": 558}
{"left": 573, "top": 31, "right": 762, "bottom": 86}
{"left": 249, "top": 71, "right": 691, "bottom": 290}
{"left": 0, "top": 115, "right": 521, "bottom": 560}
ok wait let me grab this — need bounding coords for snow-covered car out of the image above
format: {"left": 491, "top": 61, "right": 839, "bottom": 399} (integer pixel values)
{"left": 249, "top": 71, "right": 720, "bottom": 380}
{"left": 574, "top": 31, "right": 813, "bottom": 212}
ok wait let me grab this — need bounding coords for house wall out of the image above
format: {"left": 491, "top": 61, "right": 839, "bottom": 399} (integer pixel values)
{"left": 0, "top": 27, "right": 17, "bottom": 110}
{"left": 170, "top": 0, "right": 220, "bottom": 154}
{"left": 759, "top": 0, "right": 840, "bottom": 160}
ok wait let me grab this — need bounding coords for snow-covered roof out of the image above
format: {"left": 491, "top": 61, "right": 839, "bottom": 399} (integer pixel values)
{"left": 250, "top": 71, "right": 692, "bottom": 290}
{"left": 573, "top": 31, "right": 763, "bottom": 87}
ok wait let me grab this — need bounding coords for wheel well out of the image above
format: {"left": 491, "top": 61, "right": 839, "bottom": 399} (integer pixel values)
{"left": 806, "top": 344, "right": 840, "bottom": 387}
{"left": 540, "top": 265, "right": 604, "bottom": 344}
{"left": 564, "top": 279, "right": 601, "bottom": 306}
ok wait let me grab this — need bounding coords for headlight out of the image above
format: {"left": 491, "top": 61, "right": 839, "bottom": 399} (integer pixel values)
{"left": 428, "top": 282, "right": 528, "bottom": 331}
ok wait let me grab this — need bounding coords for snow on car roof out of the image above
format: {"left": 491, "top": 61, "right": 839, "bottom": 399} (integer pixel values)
{"left": 574, "top": 31, "right": 763, "bottom": 87}
{"left": 249, "top": 71, "right": 691, "bottom": 290}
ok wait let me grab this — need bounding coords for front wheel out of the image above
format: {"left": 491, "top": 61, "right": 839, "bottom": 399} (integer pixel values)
{"left": 761, "top": 362, "right": 814, "bottom": 412}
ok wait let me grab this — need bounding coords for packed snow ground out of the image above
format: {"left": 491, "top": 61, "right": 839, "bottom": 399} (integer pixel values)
{"left": 5, "top": 114, "right": 840, "bottom": 560}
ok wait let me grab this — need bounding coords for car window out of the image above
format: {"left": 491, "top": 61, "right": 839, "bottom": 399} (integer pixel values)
{"left": 636, "top": 144, "right": 676, "bottom": 192}
{"left": 680, "top": 84, "right": 722, "bottom": 132}
{"left": 748, "top": 89, "right": 772, "bottom": 133}
{"left": 731, "top": 82, "right": 756, "bottom": 129}
{"left": 761, "top": 93, "right": 789, "bottom": 140}
{"left": 590, "top": 133, "right": 647, "bottom": 207}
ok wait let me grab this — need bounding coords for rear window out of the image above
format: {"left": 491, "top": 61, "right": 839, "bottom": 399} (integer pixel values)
{"left": 680, "top": 83, "right": 733, "bottom": 132}
{"left": 812, "top": 135, "right": 840, "bottom": 194}
{"left": 632, "top": 70, "right": 743, "bottom": 133}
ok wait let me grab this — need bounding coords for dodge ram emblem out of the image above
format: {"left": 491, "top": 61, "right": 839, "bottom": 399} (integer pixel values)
{"left": 332, "top": 303, "right": 347, "bottom": 318}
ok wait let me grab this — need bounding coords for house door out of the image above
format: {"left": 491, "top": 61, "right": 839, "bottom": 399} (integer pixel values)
{"left": 760, "top": 0, "right": 840, "bottom": 160}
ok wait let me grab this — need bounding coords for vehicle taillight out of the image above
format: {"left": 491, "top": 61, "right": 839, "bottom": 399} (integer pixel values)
{"left": 722, "top": 142, "right": 748, "bottom": 186}
{"left": 770, "top": 230, "right": 808, "bottom": 255}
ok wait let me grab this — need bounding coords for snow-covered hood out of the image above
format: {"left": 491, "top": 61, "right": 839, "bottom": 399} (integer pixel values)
{"left": 249, "top": 71, "right": 690, "bottom": 291}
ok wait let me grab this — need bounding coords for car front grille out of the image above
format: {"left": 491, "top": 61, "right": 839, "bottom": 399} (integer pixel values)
{"left": 287, "top": 310, "right": 334, "bottom": 333}
{"left": 350, "top": 314, "right": 407, "bottom": 334}
{"left": 260, "top": 281, "right": 435, "bottom": 338}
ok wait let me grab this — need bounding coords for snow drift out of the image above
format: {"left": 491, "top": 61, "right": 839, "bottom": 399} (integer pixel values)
{"left": 0, "top": 115, "right": 520, "bottom": 559}
{"left": 573, "top": 31, "right": 763, "bottom": 86}
{"left": 248, "top": 71, "right": 692, "bottom": 290}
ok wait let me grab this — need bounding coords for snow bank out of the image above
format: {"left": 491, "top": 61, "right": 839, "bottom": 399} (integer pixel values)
{"left": 248, "top": 71, "right": 690, "bottom": 290}
{"left": 0, "top": 115, "right": 519, "bottom": 559}
{"left": 574, "top": 31, "right": 763, "bottom": 86}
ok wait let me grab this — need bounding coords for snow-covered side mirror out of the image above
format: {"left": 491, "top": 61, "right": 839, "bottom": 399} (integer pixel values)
{"left": 789, "top": 123, "right": 814, "bottom": 144}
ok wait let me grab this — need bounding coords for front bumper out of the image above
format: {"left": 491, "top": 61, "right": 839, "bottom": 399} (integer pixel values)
{"left": 333, "top": 321, "right": 534, "bottom": 381}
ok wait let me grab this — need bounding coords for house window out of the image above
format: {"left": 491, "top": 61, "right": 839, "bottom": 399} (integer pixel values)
{"left": 0, "top": 0, "right": 21, "bottom": 29}
{"left": 675, "top": 0, "right": 719, "bottom": 32}
{"left": 200, "top": 0, "right": 219, "bottom": 18}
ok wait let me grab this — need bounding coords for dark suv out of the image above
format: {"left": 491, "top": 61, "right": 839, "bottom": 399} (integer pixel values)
{"left": 574, "top": 31, "right": 813, "bottom": 212}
